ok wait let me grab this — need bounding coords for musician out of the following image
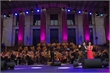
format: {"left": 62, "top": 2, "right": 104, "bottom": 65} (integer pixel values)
{"left": 69, "top": 49, "right": 79, "bottom": 64}
{"left": 50, "top": 43, "right": 56, "bottom": 62}
{"left": 18, "top": 45, "right": 23, "bottom": 52}
{"left": 4, "top": 52, "right": 11, "bottom": 62}
{"left": 61, "top": 51, "right": 67, "bottom": 63}
{"left": 96, "top": 50, "right": 102, "bottom": 59}
{"left": 41, "top": 47, "right": 47, "bottom": 64}
{"left": 26, "top": 51, "right": 34, "bottom": 65}
{"left": 10, "top": 51, "right": 16, "bottom": 61}
{"left": 35, "top": 51, "right": 40, "bottom": 64}
{"left": 102, "top": 49, "right": 109, "bottom": 61}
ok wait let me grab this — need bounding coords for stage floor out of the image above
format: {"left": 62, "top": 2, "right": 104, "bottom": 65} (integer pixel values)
{"left": 1, "top": 64, "right": 109, "bottom": 73}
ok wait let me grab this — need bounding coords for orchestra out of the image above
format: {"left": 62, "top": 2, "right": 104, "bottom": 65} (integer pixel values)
{"left": 0, "top": 42, "right": 109, "bottom": 65}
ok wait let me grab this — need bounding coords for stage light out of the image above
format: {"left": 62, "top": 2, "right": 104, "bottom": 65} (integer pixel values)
{"left": 95, "top": 12, "right": 99, "bottom": 16}
{"left": 58, "top": 67, "right": 70, "bottom": 69}
{"left": 67, "top": 8, "right": 70, "bottom": 12}
{"left": 100, "top": 13, "right": 103, "bottom": 16}
{"left": 78, "top": 10, "right": 81, "bottom": 14}
{"left": 89, "top": 12, "right": 92, "bottom": 15}
{"left": 31, "top": 67, "right": 42, "bottom": 69}
{"left": 20, "top": 11, "right": 22, "bottom": 14}
{"left": 74, "top": 9, "right": 76, "bottom": 12}
{"left": 4, "top": 14, "right": 6, "bottom": 18}
{"left": 7, "top": 14, "right": 10, "bottom": 17}
{"left": 15, "top": 13, "right": 18, "bottom": 16}
{"left": 31, "top": 9, "right": 33, "bottom": 12}
{"left": 36, "top": 8, "right": 40, "bottom": 12}
{"left": 26, "top": 11, "right": 29, "bottom": 14}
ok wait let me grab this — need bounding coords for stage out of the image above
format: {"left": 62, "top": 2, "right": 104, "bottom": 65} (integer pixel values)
{"left": 1, "top": 64, "right": 109, "bottom": 73}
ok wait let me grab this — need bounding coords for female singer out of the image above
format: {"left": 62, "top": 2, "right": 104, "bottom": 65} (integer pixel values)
{"left": 87, "top": 42, "right": 94, "bottom": 59}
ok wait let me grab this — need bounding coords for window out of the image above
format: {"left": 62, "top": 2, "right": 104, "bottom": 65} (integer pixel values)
{"left": 88, "top": 14, "right": 92, "bottom": 25}
{"left": 16, "top": 15, "right": 19, "bottom": 26}
{"left": 68, "top": 28, "right": 76, "bottom": 44}
{"left": 33, "top": 29, "right": 40, "bottom": 46}
{"left": 67, "top": 14, "right": 75, "bottom": 25}
{"left": 67, "top": 20, "right": 74, "bottom": 25}
{"left": 50, "top": 14, "right": 58, "bottom": 25}
{"left": 50, "top": 29, "right": 59, "bottom": 43}
{"left": 33, "top": 14, "right": 41, "bottom": 26}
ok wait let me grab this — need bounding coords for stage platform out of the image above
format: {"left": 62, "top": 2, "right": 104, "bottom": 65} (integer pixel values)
{"left": 1, "top": 64, "right": 109, "bottom": 73}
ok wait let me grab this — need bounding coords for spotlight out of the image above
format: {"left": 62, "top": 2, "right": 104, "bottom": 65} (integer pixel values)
{"left": 36, "top": 8, "right": 40, "bottom": 12}
{"left": 31, "top": 9, "right": 33, "bottom": 12}
{"left": 26, "top": 11, "right": 29, "bottom": 14}
{"left": 7, "top": 12, "right": 11, "bottom": 17}
{"left": 100, "top": 13, "right": 103, "bottom": 16}
{"left": 89, "top": 12, "right": 92, "bottom": 15}
{"left": 74, "top": 9, "right": 76, "bottom": 12}
{"left": 67, "top": 8, "right": 70, "bottom": 12}
{"left": 84, "top": 10, "right": 87, "bottom": 14}
{"left": 95, "top": 12, "right": 99, "bottom": 16}
{"left": 7, "top": 14, "right": 10, "bottom": 17}
{"left": 4, "top": 14, "right": 6, "bottom": 18}
{"left": 20, "top": 11, "right": 22, "bottom": 14}
{"left": 15, "top": 12, "right": 18, "bottom": 16}
{"left": 78, "top": 10, "right": 81, "bottom": 14}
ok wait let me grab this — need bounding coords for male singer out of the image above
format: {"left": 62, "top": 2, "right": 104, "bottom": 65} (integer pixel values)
{"left": 81, "top": 42, "right": 87, "bottom": 59}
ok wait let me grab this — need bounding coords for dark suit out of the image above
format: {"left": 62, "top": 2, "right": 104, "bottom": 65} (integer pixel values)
{"left": 50, "top": 46, "right": 55, "bottom": 62}
{"left": 81, "top": 45, "right": 87, "bottom": 59}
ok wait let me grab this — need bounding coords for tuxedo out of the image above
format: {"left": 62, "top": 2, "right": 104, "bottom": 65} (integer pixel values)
{"left": 81, "top": 45, "right": 87, "bottom": 59}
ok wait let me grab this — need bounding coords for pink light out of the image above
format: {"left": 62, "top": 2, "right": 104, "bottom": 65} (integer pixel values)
{"left": 40, "top": 33, "right": 45, "bottom": 42}
{"left": 107, "top": 33, "right": 110, "bottom": 41}
{"left": 85, "top": 34, "right": 90, "bottom": 41}
{"left": 83, "top": 14, "right": 90, "bottom": 42}
{"left": 62, "top": 10, "right": 68, "bottom": 42}
{"left": 40, "top": 10, "right": 46, "bottom": 43}
{"left": 63, "top": 33, "right": 68, "bottom": 41}
{"left": 18, "top": 34, "right": 22, "bottom": 41}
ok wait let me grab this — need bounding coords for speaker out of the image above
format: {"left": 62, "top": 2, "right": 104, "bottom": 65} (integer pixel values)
{"left": 51, "top": 61, "right": 61, "bottom": 66}
{"left": 102, "top": 61, "right": 109, "bottom": 68}
{"left": 7, "top": 62, "right": 15, "bottom": 69}
{"left": 73, "top": 60, "right": 79, "bottom": 67}
{"left": 1, "top": 61, "right": 8, "bottom": 70}
{"left": 82, "top": 59, "right": 102, "bottom": 68}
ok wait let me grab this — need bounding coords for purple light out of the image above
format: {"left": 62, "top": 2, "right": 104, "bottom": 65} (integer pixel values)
{"left": 36, "top": 8, "right": 40, "bottom": 12}
{"left": 85, "top": 34, "right": 90, "bottom": 41}
{"left": 18, "top": 34, "right": 22, "bottom": 41}
{"left": 89, "top": 12, "right": 92, "bottom": 15}
{"left": 40, "top": 33, "right": 45, "bottom": 42}
{"left": 107, "top": 33, "right": 110, "bottom": 41}
{"left": 78, "top": 10, "right": 81, "bottom": 14}
{"left": 31, "top": 67, "right": 42, "bottom": 69}
{"left": 15, "top": 13, "right": 18, "bottom": 16}
{"left": 63, "top": 33, "right": 68, "bottom": 41}
{"left": 58, "top": 67, "right": 70, "bottom": 69}
{"left": 67, "top": 8, "right": 70, "bottom": 12}
{"left": 26, "top": 11, "right": 28, "bottom": 14}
